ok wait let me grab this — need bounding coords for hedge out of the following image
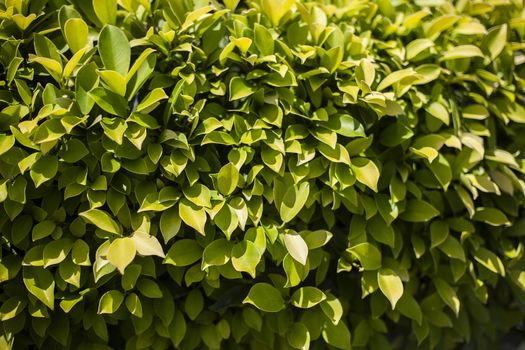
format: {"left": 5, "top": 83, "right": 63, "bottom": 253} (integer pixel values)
{"left": 1, "top": 0, "right": 525, "bottom": 349}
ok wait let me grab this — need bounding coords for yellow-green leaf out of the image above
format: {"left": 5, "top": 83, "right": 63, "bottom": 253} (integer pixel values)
{"left": 351, "top": 158, "right": 380, "bottom": 192}
{"left": 279, "top": 182, "right": 310, "bottom": 223}
{"left": 64, "top": 18, "right": 88, "bottom": 53}
{"left": 107, "top": 237, "right": 136, "bottom": 274}
{"left": 243, "top": 283, "right": 285, "bottom": 312}
{"left": 131, "top": 232, "right": 165, "bottom": 258}
{"left": 179, "top": 199, "right": 207, "bottom": 235}
{"left": 378, "top": 268, "right": 403, "bottom": 309}
{"left": 98, "top": 290, "right": 124, "bottom": 314}
{"left": 80, "top": 209, "right": 122, "bottom": 235}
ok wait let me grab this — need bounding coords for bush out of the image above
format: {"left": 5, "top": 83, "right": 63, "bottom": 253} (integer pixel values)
{"left": 1, "top": 0, "right": 525, "bottom": 349}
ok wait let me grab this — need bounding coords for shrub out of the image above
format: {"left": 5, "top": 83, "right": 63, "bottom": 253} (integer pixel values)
{"left": 1, "top": 0, "right": 525, "bottom": 349}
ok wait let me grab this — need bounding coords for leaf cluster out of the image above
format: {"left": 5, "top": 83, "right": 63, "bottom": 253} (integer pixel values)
{"left": 1, "top": 0, "right": 525, "bottom": 349}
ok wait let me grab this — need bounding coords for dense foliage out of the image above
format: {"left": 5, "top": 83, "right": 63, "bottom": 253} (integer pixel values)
{"left": 1, "top": 0, "right": 525, "bottom": 349}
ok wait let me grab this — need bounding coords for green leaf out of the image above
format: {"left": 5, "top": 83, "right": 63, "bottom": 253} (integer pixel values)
{"left": 428, "top": 154, "right": 452, "bottom": 189}
{"left": 261, "top": 0, "right": 295, "bottom": 26}
{"left": 164, "top": 239, "right": 203, "bottom": 266}
{"left": 243, "top": 283, "right": 285, "bottom": 313}
{"left": 43, "top": 238, "right": 74, "bottom": 268}
{"left": 125, "top": 293, "right": 143, "bottom": 317}
{"left": 179, "top": 199, "right": 207, "bottom": 235}
{"left": 462, "top": 105, "right": 489, "bottom": 120}
{"left": 215, "top": 203, "right": 239, "bottom": 239}
{"left": 64, "top": 18, "right": 88, "bottom": 53}
{"left": 107, "top": 237, "right": 136, "bottom": 273}
{"left": 97, "top": 69, "right": 126, "bottom": 96}
{"left": 321, "top": 114, "right": 366, "bottom": 138}
{"left": 283, "top": 254, "right": 309, "bottom": 287}
{"left": 32, "top": 220, "right": 56, "bottom": 241}
{"left": 8, "top": 177, "right": 26, "bottom": 204}
{"left": 472, "top": 207, "right": 510, "bottom": 226}
{"left": 438, "top": 235, "right": 466, "bottom": 261}
{"left": 59, "top": 139, "right": 89, "bottom": 163}
{"left": 320, "top": 293, "right": 343, "bottom": 325}
{"left": 89, "top": 87, "right": 129, "bottom": 117}
{"left": 433, "top": 278, "right": 460, "bottom": 316}
{"left": 98, "top": 290, "right": 124, "bottom": 314}
{"left": 183, "top": 184, "right": 211, "bottom": 208}
{"left": 30, "top": 155, "right": 58, "bottom": 188}
{"left": 483, "top": 24, "right": 507, "bottom": 60}
{"left": 311, "top": 127, "right": 336, "bottom": 148}
{"left": 159, "top": 207, "right": 182, "bottom": 243}
{"left": 440, "top": 45, "right": 484, "bottom": 61}
{"left": 279, "top": 182, "right": 310, "bottom": 223}
{"left": 283, "top": 232, "right": 309, "bottom": 266}
{"left": 137, "top": 279, "right": 163, "bottom": 298}
{"left": 291, "top": 287, "right": 326, "bottom": 308}
{"left": 406, "top": 39, "right": 434, "bottom": 61}
{"left": 377, "top": 268, "right": 403, "bottom": 309}
{"left": 231, "top": 240, "right": 261, "bottom": 278}
{"left": 426, "top": 102, "right": 449, "bottom": 125}
{"left": 34, "top": 33, "right": 62, "bottom": 65}
{"left": 29, "top": 55, "right": 62, "bottom": 81}
{"left": 93, "top": 0, "right": 117, "bottom": 25}
{"left": 80, "top": 209, "right": 122, "bottom": 235}
{"left": 424, "top": 14, "right": 459, "bottom": 37}
{"left": 126, "top": 51, "right": 156, "bottom": 100}
{"left": 63, "top": 46, "right": 87, "bottom": 79}
{"left": 473, "top": 247, "right": 505, "bottom": 276}
{"left": 396, "top": 293, "right": 422, "bottom": 325}
{"left": 201, "top": 238, "right": 232, "bottom": 270}
{"left": 377, "top": 68, "right": 418, "bottom": 91}
{"left": 0, "top": 134, "right": 15, "bottom": 156}
{"left": 346, "top": 242, "right": 382, "bottom": 270}
{"left": 356, "top": 59, "right": 375, "bottom": 87}
{"left": 185, "top": 290, "right": 204, "bottom": 321}
{"left": 71, "top": 239, "right": 91, "bottom": 266}
{"left": 367, "top": 215, "right": 394, "bottom": 247}
{"left": 287, "top": 322, "right": 310, "bottom": 350}
{"left": 76, "top": 62, "right": 99, "bottom": 115}
{"left": 229, "top": 77, "right": 256, "bottom": 101}
{"left": 301, "top": 230, "right": 332, "bottom": 250}
{"left": 351, "top": 158, "right": 380, "bottom": 192}
{"left": 23, "top": 267, "right": 55, "bottom": 310}
{"left": 33, "top": 119, "right": 66, "bottom": 144}
{"left": 0, "top": 297, "right": 26, "bottom": 321}
{"left": 224, "top": 0, "right": 240, "bottom": 10}
{"left": 217, "top": 163, "right": 240, "bottom": 196}
{"left": 400, "top": 200, "right": 440, "bottom": 222}
{"left": 254, "top": 23, "right": 274, "bottom": 56}
{"left": 98, "top": 25, "right": 130, "bottom": 75}
{"left": 430, "top": 220, "right": 449, "bottom": 248}
{"left": 131, "top": 232, "right": 165, "bottom": 258}
{"left": 136, "top": 88, "right": 168, "bottom": 112}
{"left": 322, "top": 321, "right": 352, "bottom": 350}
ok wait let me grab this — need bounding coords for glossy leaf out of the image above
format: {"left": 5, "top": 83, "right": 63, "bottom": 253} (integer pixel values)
{"left": 243, "top": 283, "right": 285, "bottom": 312}
{"left": 107, "top": 237, "right": 136, "bottom": 273}
{"left": 98, "top": 25, "right": 130, "bottom": 75}
{"left": 80, "top": 209, "right": 122, "bottom": 235}
{"left": 378, "top": 268, "right": 404, "bottom": 309}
